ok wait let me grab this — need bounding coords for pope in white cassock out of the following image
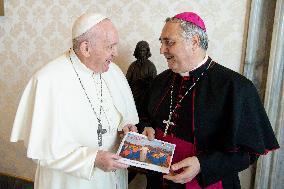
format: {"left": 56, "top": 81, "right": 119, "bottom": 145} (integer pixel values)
{"left": 10, "top": 12, "right": 139, "bottom": 189}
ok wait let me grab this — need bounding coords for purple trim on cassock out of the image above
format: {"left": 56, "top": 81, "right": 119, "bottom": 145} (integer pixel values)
{"left": 156, "top": 128, "right": 223, "bottom": 189}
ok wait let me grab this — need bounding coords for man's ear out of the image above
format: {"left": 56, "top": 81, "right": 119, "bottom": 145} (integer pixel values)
{"left": 79, "top": 41, "right": 91, "bottom": 57}
{"left": 191, "top": 35, "right": 201, "bottom": 51}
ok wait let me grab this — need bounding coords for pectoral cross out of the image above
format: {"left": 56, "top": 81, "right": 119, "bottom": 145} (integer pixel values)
{"left": 163, "top": 117, "right": 174, "bottom": 137}
{"left": 97, "top": 123, "right": 107, "bottom": 146}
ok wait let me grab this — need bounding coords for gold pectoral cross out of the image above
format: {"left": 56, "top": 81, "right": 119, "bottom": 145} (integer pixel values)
{"left": 163, "top": 118, "right": 174, "bottom": 137}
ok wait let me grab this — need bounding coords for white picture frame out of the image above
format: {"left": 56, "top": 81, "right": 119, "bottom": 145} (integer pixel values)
{"left": 117, "top": 132, "right": 176, "bottom": 174}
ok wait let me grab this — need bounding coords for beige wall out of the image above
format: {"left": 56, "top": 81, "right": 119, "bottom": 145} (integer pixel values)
{"left": 0, "top": 0, "right": 250, "bottom": 186}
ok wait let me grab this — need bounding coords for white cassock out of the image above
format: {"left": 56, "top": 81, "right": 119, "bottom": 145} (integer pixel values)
{"left": 10, "top": 49, "right": 139, "bottom": 189}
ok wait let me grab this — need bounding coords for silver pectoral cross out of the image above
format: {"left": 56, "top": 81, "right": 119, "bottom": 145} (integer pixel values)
{"left": 163, "top": 118, "right": 174, "bottom": 137}
{"left": 97, "top": 123, "right": 107, "bottom": 146}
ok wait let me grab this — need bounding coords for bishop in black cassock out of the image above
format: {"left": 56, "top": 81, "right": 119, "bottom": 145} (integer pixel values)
{"left": 140, "top": 12, "right": 279, "bottom": 189}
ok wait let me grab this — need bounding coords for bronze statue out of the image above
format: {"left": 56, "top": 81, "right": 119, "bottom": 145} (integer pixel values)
{"left": 126, "top": 41, "right": 157, "bottom": 183}
{"left": 126, "top": 40, "right": 157, "bottom": 116}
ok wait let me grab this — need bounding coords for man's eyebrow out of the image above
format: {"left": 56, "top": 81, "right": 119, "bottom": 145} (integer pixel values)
{"left": 159, "top": 37, "right": 170, "bottom": 41}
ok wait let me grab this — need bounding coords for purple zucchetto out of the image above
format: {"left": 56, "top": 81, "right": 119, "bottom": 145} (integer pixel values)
{"left": 174, "top": 12, "right": 206, "bottom": 32}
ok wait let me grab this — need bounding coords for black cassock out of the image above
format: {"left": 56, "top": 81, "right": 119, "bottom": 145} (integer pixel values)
{"left": 139, "top": 57, "right": 279, "bottom": 189}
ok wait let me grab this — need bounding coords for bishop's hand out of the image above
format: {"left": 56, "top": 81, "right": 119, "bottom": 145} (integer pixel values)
{"left": 163, "top": 156, "right": 200, "bottom": 184}
{"left": 94, "top": 150, "right": 129, "bottom": 172}
{"left": 142, "top": 127, "right": 155, "bottom": 141}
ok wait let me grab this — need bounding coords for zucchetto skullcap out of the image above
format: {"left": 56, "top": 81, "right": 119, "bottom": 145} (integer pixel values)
{"left": 72, "top": 12, "right": 107, "bottom": 39}
{"left": 174, "top": 12, "right": 206, "bottom": 32}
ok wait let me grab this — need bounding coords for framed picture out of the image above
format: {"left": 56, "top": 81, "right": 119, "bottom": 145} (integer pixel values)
{"left": 117, "top": 132, "right": 176, "bottom": 173}
{"left": 0, "top": 0, "right": 4, "bottom": 16}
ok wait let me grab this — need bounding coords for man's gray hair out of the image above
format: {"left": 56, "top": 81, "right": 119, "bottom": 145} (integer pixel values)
{"left": 166, "top": 17, "right": 208, "bottom": 50}
{"left": 72, "top": 27, "right": 96, "bottom": 52}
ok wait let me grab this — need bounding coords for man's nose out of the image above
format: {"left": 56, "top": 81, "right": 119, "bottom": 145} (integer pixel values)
{"left": 160, "top": 43, "right": 168, "bottom": 54}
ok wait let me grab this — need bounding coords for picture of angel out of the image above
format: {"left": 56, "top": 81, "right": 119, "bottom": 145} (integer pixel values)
{"left": 117, "top": 132, "right": 175, "bottom": 173}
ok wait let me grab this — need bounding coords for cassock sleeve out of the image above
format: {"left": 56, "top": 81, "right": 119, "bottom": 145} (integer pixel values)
{"left": 196, "top": 151, "right": 252, "bottom": 187}
{"left": 196, "top": 80, "right": 279, "bottom": 187}
{"left": 38, "top": 147, "right": 98, "bottom": 180}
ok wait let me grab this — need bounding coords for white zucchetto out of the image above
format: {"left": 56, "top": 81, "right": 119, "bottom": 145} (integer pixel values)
{"left": 72, "top": 12, "right": 107, "bottom": 39}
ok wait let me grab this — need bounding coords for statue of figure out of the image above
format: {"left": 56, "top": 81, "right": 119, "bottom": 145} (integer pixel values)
{"left": 126, "top": 41, "right": 157, "bottom": 115}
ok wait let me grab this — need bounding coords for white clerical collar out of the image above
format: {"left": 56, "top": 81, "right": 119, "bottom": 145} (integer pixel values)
{"left": 179, "top": 54, "right": 209, "bottom": 76}
{"left": 69, "top": 48, "right": 97, "bottom": 76}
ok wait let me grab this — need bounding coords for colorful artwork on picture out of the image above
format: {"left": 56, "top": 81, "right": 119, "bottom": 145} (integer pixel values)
{"left": 117, "top": 132, "right": 175, "bottom": 173}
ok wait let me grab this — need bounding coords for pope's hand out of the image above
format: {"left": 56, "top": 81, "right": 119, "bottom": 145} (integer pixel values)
{"left": 122, "top": 124, "right": 138, "bottom": 134}
{"left": 142, "top": 127, "right": 155, "bottom": 141}
{"left": 94, "top": 150, "right": 128, "bottom": 172}
{"left": 119, "top": 124, "right": 138, "bottom": 138}
{"left": 163, "top": 156, "right": 200, "bottom": 184}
